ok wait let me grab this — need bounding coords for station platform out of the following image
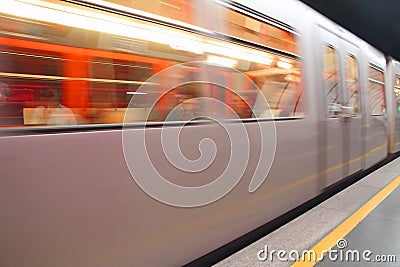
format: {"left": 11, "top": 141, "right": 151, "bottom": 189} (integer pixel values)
{"left": 214, "top": 157, "right": 400, "bottom": 267}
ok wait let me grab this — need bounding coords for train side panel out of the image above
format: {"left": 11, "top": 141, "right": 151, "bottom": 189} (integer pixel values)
{"left": 0, "top": 0, "right": 396, "bottom": 266}
{"left": 0, "top": 0, "right": 321, "bottom": 266}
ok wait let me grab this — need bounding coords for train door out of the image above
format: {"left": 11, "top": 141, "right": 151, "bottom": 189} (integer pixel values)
{"left": 319, "top": 28, "right": 346, "bottom": 186}
{"left": 319, "top": 28, "right": 363, "bottom": 187}
{"left": 341, "top": 42, "right": 362, "bottom": 176}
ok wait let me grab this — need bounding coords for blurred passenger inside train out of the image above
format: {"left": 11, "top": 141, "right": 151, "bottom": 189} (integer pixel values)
{"left": 0, "top": 82, "right": 11, "bottom": 100}
{"left": 30, "top": 90, "right": 77, "bottom": 126}
{"left": 0, "top": 82, "right": 23, "bottom": 126}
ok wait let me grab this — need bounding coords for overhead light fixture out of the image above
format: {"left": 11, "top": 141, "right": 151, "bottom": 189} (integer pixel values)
{"left": 206, "top": 40, "right": 274, "bottom": 65}
{"left": 126, "top": 92, "right": 147, "bottom": 95}
{"left": 206, "top": 55, "right": 237, "bottom": 68}
{"left": 169, "top": 42, "right": 204, "bottom": 55}
{"left": 277, "top": 58, "right": 292, "bottom": 69}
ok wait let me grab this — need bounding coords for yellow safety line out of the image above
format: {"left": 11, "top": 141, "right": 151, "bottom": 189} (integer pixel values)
{"left": 291, "top": 175, "right": 400, "bottom": 267}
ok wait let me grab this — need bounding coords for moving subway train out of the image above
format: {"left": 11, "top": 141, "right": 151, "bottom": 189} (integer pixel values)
{"left": 1, "top": 0, "right": 400, "bottom": 266}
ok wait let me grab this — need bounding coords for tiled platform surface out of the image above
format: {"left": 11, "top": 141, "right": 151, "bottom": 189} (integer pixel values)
{"left": 316, "top": 186, "right": 400, "bottom": 266}
{"left": 214, "top": 158, "right": 400, "bottom": 267}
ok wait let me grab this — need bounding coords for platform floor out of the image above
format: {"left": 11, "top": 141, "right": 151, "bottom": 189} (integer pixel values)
{"left": 214, "top": 158, "right": 400, "bottom": 267}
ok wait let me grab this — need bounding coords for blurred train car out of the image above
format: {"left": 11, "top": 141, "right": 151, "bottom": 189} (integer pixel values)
{"left": 0, "top": 0, "right": 400, "bottom": 266}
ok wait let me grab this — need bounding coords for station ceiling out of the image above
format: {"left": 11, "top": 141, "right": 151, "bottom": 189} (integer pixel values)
{"left": 299, "top": 0, "right": 400, "bottom": 61}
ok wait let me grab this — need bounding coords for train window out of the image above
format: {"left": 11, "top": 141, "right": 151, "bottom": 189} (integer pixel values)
{"left": 395, "top": 76, "right": 400, "bottom": 114}
{"left": 90, "top": 58, "right": 153, "bottom": 108}
{"left": 322, "top": 45, "right": 341, "bottom": 117}
{"left": 0, "top": 47, "right": 64, "bottom": 126}
{"left": 250, "top": 59, "right": 304, "bottom": 118}
{"left": 368, "top": 65, "right": 386, "bottom": 116}
{"left": 344, "top": 54, "right": 360, "bottom": 115}
{"left": 0, "top": 0, "right": 303, "bottom": 128}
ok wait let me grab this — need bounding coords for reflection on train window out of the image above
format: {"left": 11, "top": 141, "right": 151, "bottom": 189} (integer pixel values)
{"left": 395, "top": 76, "right": 400, "bottom": 114}
{"left": 212, "top": 4, "right": 298, "bottom": 55}
{"left": 0, "top": 0, "right": 303, "bottom": 127}
{"left": 105, "top": 0, "right": 194, "bottom": 25}
{"left": 322, "top": 45, "right": 341, "bottom": 117}
{"left": 368, "top": 65, "right": 386, "bottom": 116}
{"left": 345, "top": 54, "right": 360, "bottom": 115}
{"left": 104, "top": 0, "right": 298, "bottom": 55}
{"left": 251, "top": 64, "right": 303, "bottom": 118}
